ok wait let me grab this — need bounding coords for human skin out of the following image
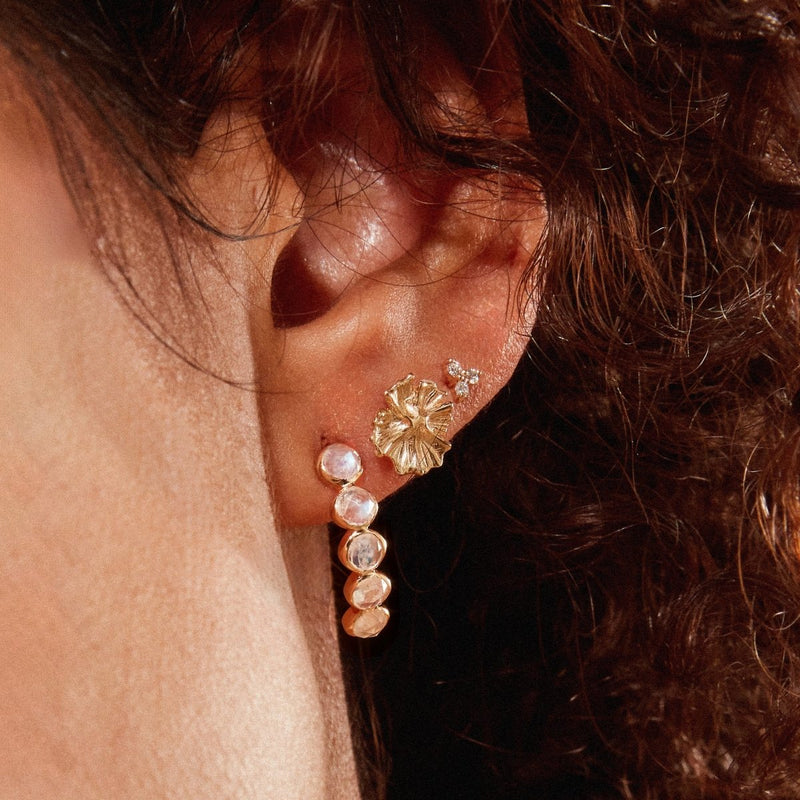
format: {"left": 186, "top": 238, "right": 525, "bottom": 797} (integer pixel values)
{"left": 0, "top": 35, "right": 543, "bottom": 797}
{"left": 0, "top": 58, "right": 360, "bottom": 797}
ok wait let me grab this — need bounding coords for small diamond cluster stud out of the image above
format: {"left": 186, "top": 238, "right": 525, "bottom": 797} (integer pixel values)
{"left": 445, "top": 359, "right": 481, "bottom": 401}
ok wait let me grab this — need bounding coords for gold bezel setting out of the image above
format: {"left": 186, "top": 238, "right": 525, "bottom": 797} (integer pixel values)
{"left": 318, "top": 443, "right": 391, "bottom": 638}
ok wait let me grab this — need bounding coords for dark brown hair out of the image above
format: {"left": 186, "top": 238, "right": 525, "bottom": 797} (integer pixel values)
{"left": 379, "top": 2, "right": 800, "bottom": 798}
{"left": 5, "top": 1, "right": 800, "bottom": 797}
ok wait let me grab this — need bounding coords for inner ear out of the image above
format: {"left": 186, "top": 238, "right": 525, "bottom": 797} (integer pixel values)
{"left": 270, "top": 225, "right": 354, "bottom": 329}
{"left": 268, "top": 138, "right": 456, "bottom": 329}
{"left": 265, "top": 23, "right": 490, "bottom": 331}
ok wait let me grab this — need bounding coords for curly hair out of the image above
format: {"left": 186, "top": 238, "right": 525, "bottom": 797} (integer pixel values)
{"left": 4, "top": 1, "right": 800, "bottom": 797}
{"left": 377, "top": 2, "right": 800, "bottom": 798}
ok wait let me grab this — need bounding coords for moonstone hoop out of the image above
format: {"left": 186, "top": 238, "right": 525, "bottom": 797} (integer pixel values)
{"left": 318, "top": 443, "right": 391, "bottom": 638}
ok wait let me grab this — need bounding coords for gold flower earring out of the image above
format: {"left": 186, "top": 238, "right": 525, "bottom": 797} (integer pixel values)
{"left": 371, "top": 359, "right": 481, "bottom": 476}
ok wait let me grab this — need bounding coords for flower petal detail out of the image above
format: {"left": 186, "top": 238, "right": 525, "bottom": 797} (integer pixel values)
{"left": 371, "top": 375, "right": 453, "bottom": 475}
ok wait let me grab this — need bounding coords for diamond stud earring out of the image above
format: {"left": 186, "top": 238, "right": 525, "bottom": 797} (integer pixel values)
{"left": 445, "top": 358, "right": 481, "bottom": 401}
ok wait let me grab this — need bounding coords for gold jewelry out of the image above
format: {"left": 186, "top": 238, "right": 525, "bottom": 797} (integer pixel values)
{"left": 371, "top": 375, "right": 453, "bottom": 476}
{"left": 371, "top": 359, "right": 482, "bottom": 476}
{"left": 319, "top": 361, "right": 481, "bottom": 636}
{"left": 318, "top": 443, "right": 391, "bottom": 638}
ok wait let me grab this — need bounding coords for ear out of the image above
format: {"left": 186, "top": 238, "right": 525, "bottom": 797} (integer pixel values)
{"left": 189, "top": 86, "right": 545, "bottom": 529}
{"left": 254, "top": 132, "right": 545, "bottom": 526}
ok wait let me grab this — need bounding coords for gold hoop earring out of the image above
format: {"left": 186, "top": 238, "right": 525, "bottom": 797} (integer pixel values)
{"left": 318, "top": 360, "right": 480, "bottom": 637}
{"left": 318, "top": 443, "right": 391, "bottom": 639}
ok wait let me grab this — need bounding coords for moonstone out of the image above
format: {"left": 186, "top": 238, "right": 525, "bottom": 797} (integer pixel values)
{"left": 338, "top": 529, "right": 387, "bottom": 572}
{"left": 342, "top": 606, "right": 390, "bottom": 638}
{"left": 346, "top": 572, "right": 392, "bottom": 609}
{"left": 318, "top": 443, "right": 362, "bottom": 486}
{"left": 333, "top": 485, "right": 378, "bottom": 529}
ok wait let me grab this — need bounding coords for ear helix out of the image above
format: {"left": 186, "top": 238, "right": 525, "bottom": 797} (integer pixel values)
{"left": 317, "top": 359, "right": 481, "bottom": 638}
